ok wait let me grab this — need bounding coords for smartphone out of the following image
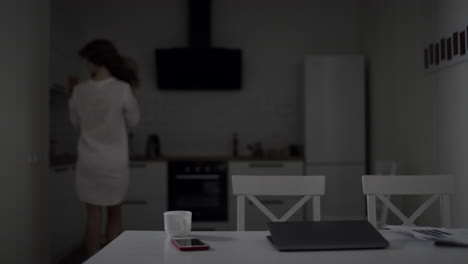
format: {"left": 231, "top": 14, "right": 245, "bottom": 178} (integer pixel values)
{"left": 171, "top": 238, "right": 210, "bottom": 251}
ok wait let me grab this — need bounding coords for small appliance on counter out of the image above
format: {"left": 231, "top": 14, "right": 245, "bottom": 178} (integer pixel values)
{"left": 288, "top": 144, "right": 303, "bottom": 158}
{"left": 247, "top": 142, "right": 264, "bottom": 158}
{"left": 146, "top": 134, "right": 161, "bottom": 158}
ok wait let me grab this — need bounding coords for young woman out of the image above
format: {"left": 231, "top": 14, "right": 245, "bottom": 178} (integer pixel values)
{"left": 69, "top": 39, "right": 140, "bottom": 257}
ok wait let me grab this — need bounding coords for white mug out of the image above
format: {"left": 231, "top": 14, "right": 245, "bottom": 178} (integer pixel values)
{"left": 164, "top": 211, "right": 192, "bottom": 237}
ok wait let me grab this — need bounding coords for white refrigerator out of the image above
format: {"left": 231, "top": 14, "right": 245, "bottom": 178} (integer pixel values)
{"left": 304, "top": 55, "right": 366, "bottom": 221}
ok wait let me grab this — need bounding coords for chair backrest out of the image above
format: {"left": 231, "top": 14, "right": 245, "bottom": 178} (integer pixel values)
{"left": 362, "top": 175, "right": 453, "bottom": 228}
{"left": 232, "top": 175, "right": 326, "bottom": 231}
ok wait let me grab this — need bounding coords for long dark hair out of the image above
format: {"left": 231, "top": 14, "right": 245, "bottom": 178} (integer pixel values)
{"left": 79, "top": 39, "right": 139, "bottom": 88}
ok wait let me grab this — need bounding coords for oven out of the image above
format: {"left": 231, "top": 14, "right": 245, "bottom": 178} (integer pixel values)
{"left": 168, "top": 160, "right": 228, "bottom": 222}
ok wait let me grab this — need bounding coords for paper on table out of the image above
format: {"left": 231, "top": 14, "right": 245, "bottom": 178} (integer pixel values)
{"left": 384, "top": 225, "right": 468, "bottom": 247}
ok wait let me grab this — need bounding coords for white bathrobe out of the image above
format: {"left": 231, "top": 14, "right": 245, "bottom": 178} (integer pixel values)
{"left": 69, "top": 77, "right": 140, "bottom": 206}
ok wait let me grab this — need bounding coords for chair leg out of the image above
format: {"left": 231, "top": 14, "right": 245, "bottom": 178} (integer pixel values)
{"left": 367, "top": 195, "right": 377, "bottom": 228}
{"left": 440, "top": 195, "right": 451, "bottom": 228}
{"left": 312, "top": 196, "right": 321, "bottom": 221}
{"left": 379, "top": 195, "right": 390, "bottom": 226}
{"left": 237, "top": 195, "right": 245, "bottom": 231}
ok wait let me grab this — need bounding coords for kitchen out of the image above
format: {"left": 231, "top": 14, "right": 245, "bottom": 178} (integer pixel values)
{"left": 44, "top": 1, "right": 468, "bottom": 262}
{"left": 5, "top": 0, "right": 468, "bottom": 263}
{"left": 49, "top": 0, "right": 365, "bottom": 262}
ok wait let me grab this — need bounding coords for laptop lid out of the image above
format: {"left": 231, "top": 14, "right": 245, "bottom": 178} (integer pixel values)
{"left": 268, "top": 220, "right": 389, "bottom": 251}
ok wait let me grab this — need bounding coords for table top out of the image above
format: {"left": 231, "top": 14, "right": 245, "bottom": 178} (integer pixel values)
{"left": 85, "top": 231, "right": 468, "bottom": 264}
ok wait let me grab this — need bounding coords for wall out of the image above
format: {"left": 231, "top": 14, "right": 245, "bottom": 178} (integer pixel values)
{"left": 52, "top": 0, "right": 365, "bottom": 156}
{"left": 50, "top": 0, "right": 84, "bottom": 155}
{"left": 0, "top": 0, "right": 50, "bottom": 263}
{"left": 430, "top": 0, "right": 468, "bottom": 228}
{"left": 365, "top": 0, "right": 468, "bottom": 228}
{"left": 365, "top": 0, "right": 435, "bottom": 174}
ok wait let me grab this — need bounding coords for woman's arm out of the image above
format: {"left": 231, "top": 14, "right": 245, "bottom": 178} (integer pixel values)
{"left": 68, "top": 77, "right": 80, "bottom": 128}
{"left": 123, "top": 85, "right": 140, "bottom": 128}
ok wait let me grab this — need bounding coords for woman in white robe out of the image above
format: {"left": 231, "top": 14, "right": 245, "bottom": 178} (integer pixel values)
{"left": 69, "top": 39, "right": 140, "bottom": 257}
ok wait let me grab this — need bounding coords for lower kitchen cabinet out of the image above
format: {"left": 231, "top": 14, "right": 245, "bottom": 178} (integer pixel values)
{"left": 127, "top": 162, "right": 167, "bottom": 198}
{"left": 229, "top": 161, "right": 303, "bottom": 176}
{"left": 49, "top": 161, "right": 168, "bottom": 262}
{"left": 122, "top": 198, "right": 166, "bottom": 230}
{"left": 123, "top": 161, "right": 168, "bottom": 231}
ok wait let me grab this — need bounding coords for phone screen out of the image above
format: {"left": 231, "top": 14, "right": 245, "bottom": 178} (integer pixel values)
{"left": 174, "top": 239, "right": 206, "bottom": 247}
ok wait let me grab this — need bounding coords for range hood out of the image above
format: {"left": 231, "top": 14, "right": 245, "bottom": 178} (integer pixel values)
{"left": 156, "top": 0, "right": 242, "bottom": 90}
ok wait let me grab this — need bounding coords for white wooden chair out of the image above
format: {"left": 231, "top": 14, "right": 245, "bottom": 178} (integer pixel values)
{"left": 373, "top": 160, "right": 399, "bottom": 226}
{"left": 232, "top": 175, "right": 326, "bottom": 231}
{"left": 362, "top": 175, "right": 453, "bottom": 228}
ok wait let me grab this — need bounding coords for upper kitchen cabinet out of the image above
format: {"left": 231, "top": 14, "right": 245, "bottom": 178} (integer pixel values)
{"left": 304, "top": 56, "right": 366, "bottom": 164}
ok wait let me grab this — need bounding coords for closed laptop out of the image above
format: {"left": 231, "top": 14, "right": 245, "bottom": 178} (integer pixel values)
{"left": 268, "top": 220, "right": 389, "bottom": 251}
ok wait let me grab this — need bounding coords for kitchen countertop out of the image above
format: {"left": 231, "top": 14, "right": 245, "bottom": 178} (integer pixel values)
{"left": 50, "top": 155, "right": 304, "bottom": 167}
{"left": 50, "top": 155, "right": 76, "bottom": 167}
{"left": 130, "top": 156, "right": 304, "bottom": 162}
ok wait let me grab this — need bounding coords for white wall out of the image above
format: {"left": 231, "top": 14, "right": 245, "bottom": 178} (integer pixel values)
{"left": 52, "top": 0, "right": 365, "bottom": 156}
{"left": 430, "top": 0, "right": 468, "bottom": 228}
{"left": 365, "top": 0, "right": 435, "bottom": 173}
{"left": 0, "top": 0, "right": 50, "bottom": 263}
{"left": 365, "top": 0, "right": 468, "bottom": 227}
{"left": 50, "top": 0, "right": 83, "bottom": 155}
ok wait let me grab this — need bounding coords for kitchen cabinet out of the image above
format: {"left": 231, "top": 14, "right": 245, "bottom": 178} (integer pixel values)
{"left": 229, "top": 161, "right": 303, "bottom": 176}
{"left": 122, "top": 162, "right": 167, "bottom": 231}
{"left": 228, "top": 161, "right": 304, "bottom": 231}
{"left": 127, "top": 162, "right": 167, "bottom": 198}
{"left": 50, "top": 165, "right": 85, "bottom": 263}
{"left": 122, "top": 199, "right": 166, "bottom": 231}
{"left": 49, "top": 161, "right": 168, "bottom": 261}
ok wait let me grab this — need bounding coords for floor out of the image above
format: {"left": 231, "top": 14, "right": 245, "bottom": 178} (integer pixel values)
{"left": 58, "top": 245, "right": 88, "bottom": 264}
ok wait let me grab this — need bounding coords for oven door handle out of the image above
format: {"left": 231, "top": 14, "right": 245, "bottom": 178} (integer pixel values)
{"left": 175, "top": 175, "right": 221, "bottom": 180}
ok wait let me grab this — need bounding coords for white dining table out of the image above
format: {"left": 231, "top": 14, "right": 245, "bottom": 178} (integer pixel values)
{"left": 85, "top": 230, "right": 468, "bottom": 264}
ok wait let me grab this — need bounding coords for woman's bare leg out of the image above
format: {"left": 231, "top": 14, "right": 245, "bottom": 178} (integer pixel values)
{"left": 85, "top": 203, "right": 102, "bottom": 257}
{"left": 106, "top": 204, "right": 123, "bottom": 243}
